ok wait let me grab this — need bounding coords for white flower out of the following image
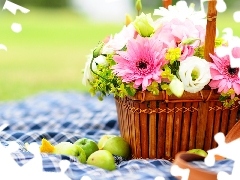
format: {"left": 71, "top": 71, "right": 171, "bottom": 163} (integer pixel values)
{"left": 169, "top": 76, "right": 184, "bottom": 97}
{"left": 179, "top": 56, "right": 211, "bottom": 93}
{"left": 82, "top": 53, "right": 107, "bottom": 85}
{"left": 153, "top": 1, "right": 206, "bottom": 26}
{"left": 94, "top": 55, "right": 107, "bottom": 65}
{"left": 102, "top": 24, "right": 135, "bottom": 54}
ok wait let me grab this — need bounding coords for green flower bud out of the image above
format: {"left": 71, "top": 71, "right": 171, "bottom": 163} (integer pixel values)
{"left": 169, "top": 76, "right": 184, "bottom": 98}
{"left": 182, "top": 38, "right": 200, "bottom": 45}
{"left": 189, "top": 3, "right": 195, "bottom": 9}
{"left": 133, "top": 13, "right": 154, "bottom": 37}
{"left": 135, "top": 0, "right": 142, "bottom": 14}
{"left": 93, "top": 41, "right": 104, "bottom": 58}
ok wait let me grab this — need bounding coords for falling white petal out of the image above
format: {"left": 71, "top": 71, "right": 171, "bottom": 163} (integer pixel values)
{"left": 0, "top": 44, "right": 7, "bottom": 51}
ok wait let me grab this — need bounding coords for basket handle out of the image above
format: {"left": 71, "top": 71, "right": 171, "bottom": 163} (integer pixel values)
{"left": 226, "top": 119, "right": 240, "bottom": 143}
{"left": 204, "top": 0, "right": 217, "bottom": 63}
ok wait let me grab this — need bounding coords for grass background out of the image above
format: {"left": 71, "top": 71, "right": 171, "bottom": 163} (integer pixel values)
{"left": 0, "top": 7, "right": 122, "bottom": 101}
{"left": 0, "top": 6, "right": 239, "bottom": 101}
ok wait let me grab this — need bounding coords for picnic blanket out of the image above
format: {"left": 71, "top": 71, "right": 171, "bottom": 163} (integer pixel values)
{"left": 0, "top": 91, "right": 234, "bottom": 180}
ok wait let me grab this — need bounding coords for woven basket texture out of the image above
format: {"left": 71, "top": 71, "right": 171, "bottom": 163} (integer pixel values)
{"left": 115, "top": 91, "right": 239, "bottom": 160}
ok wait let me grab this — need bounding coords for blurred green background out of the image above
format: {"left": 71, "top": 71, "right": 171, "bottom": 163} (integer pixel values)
{"left": 0, "top": 0, "right": 239, "bottom": 101}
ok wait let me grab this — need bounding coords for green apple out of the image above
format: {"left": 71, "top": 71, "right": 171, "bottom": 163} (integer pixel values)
{"left": 74, "top": 138, "right": 99, "bottom": 159}
{"left": 187, "top": 148, "right": 208, "bottom": 157}
{"left": 87, "top": 150, "right": 116, "bottom": 171}
{"left": 54, "top": 142, "right": 86, "bottom": 163}
{"left": 102, "top": 136, "right": 131, "bottom": 159}
{"left": 98, "top": 134, "right": 116, "bottom": 149}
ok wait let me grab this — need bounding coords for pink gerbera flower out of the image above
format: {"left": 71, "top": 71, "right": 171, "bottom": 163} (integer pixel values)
{"left": 209, "top": 54, "right": 240, "bottom": 95}
{"left": 112, "top": 35, "right": 167, "bottom": 90}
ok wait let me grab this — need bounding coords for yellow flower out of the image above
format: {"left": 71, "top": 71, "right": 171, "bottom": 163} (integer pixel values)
{"left": 165, "top": 48, "right": 181, "bottom": 63}
{"left": 39, "top": 138, "right": 55, "bottom": 153}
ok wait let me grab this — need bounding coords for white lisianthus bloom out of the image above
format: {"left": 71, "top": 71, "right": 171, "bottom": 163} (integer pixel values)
{"left": 153, "top": 0, "right": 206, "bottom": 26}
{"left": 82, "top": 53, "right": 107, "bottom": 85}
{"left": 102, "top": 24, "right": 135, "bottom": 54}
{"left": 179, "top": 56, "right": 211, "bottom": 93}
{"left": 169, "top": 76, "right": 184, "bottom": 97}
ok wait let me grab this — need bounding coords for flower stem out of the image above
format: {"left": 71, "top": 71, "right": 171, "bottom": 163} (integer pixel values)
{"left": 90, "top": 57, "right": 110, "bottom": 83}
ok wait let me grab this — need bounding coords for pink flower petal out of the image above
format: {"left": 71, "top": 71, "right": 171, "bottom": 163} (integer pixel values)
{"left": 217, "top": 79, "right": 227, "bottom": 92}
{"left": 211, "top": 75, "right": 224, "bottom": 80}
{"left": 233, "top": 83, "right": 240, "bottom": 94}
{"left": 232, "top": 47, "right": 240, "bottom": 58}
{"left": 112, "top": 35, "right": 166, "bottom": 90}
{"left": 209, "top": 53, "right": 240, "bottom": 94}
{"left": 209, "top": 80, "right": 220, "bottom": 89}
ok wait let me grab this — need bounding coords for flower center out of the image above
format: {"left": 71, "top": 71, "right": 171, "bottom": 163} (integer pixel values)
{"left": 228, "top": 67, "right": 239, "bottom": 75}
{"left": 191, "top": 68, "right": 199, "bottom": 81}
{"left": 137, "top": 61, "right": 148, "bottom": 69}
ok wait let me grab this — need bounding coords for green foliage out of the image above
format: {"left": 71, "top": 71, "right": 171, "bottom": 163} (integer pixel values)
{"left": 147, "top": 82, "right": 159, "bottom": 95}
{"left": 163, "top": 61, "right": 180, "bottom": 79}
{"left": 161, "top": 65, "right": 174, "bottom": 81}
{"left": 160, "top": 83, "right": 172, "bottom": 95}
{"left": 219, "top": 89, "right": 239, "bottom": 108}
{"left": 194, "top": 46, "right": 205, "bottom": 59}
{"left": 194, "top": 38, "right": 227, "bottom": 59}
{"left": 88, "top": 53, "right": 137, "bottom": 100}
{"left": 215, "top": 38, "right": 225, "bottom": 47}
{"left": 9, "top": 0, "right": 69, "bottom": 8}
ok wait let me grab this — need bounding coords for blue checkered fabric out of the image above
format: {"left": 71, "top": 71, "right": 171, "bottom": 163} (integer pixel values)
{"left": 0, "top": 91, "right": 234, "bottom": 180}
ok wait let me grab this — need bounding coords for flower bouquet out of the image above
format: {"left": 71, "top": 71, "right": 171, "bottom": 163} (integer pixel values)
{"left": 82, "top": 0, "right": 240, "bottom": 160}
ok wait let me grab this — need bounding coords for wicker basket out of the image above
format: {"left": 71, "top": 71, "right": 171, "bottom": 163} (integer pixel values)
{"left": 115, "top": 91, "right": 239, "bottom": 160}
{"left": 114, "top": 0, "right": 240, "bottom": 160}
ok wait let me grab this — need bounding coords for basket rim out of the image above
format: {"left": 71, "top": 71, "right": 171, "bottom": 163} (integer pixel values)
{"left": 124, "top": 90, "right": 222, "bottom": 103}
